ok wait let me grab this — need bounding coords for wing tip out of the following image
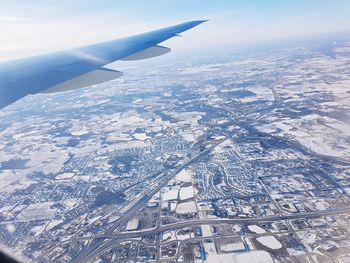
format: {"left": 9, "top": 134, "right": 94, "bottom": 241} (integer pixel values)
{"left": 171, "top": 19, "right": 208, "bottom": 34}
{"left": 189, "top": 19, "right": 209, "bottom": 26}
{"left": 197, "top": 19, "right": 209, "bottom": 23}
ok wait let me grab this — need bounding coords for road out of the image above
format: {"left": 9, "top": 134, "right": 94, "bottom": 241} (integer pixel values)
{"left": 70, "top": 137, "right": 228, "bottom": 263}
{"left": 73, "top": 206, "right": 350, "bottom": 263}
{"left": 115, "top": 206, "right": 350, "bottom": 238}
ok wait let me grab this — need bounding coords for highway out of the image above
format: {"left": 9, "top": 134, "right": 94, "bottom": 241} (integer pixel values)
{"left": 70, "top": 137, "right": 228, "bottom": 263}
{"left": 72, "top": 205, "right": 350, "bottom": 263}
{"left": 112, "top": 206, "right": 350, "bottom": 239}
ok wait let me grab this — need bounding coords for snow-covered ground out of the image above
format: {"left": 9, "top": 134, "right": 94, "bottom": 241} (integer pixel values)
{"left": 256, "top": 236, "right": 283, "bottom": 250}
{"left": 55, "top": 172, "right": 75, "bottom": 180}
{"left": 256, "top": 114, "right": 350, "bottom": 160}
{"left": 179, "top": 185, "right": 195, "bottom": 200}
{"left": 248, "top": 225, "right": 266, "bottom": 234}
{"left": 15, "top": 202, "right": 56, "bottom": 222}
{"left": 162, "top": 186, "right": 179, "bottom": 201}
{"left": 204, "top": 250, "right": 273, "bottom": 263}
{"left": 176, "top": 201, "right": 197, "bottom": 214}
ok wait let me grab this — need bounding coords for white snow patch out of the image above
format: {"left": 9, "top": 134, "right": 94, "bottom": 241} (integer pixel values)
{"left": 16, "top": 202, "right": 56, "bottom": 222}
{"left": 55, "top": 172, "right": 75, "bottom": 180}
{"left": 233, "top": 251, "right": 273, "bottom": 263}
{"left": 201, "top": 225, "right": 212, "bottom": 237}
{"left": 133, "top": 133, "right": 149, "bottom": 141}
{"left": 179, "top": 186, "right": 195, "bottom": 200}
{"left": 176, "top": 201, "right": 197, "bottom": 214}
{"left": 205, "top": 250, "right": 273, "bottom": 263}
{"left": 257, "top": 236, "right": 282, "bottom": 250}
{"left": 248, "top": 225, "right": 266, "bottom": 234}
{"left": 71, "top": 130, "right": 89, "bottom": 136}
{"left": 162, "top": 187, "right": 179, "bottom": 201}
{"left": 176, "top": 169, "right": 192, "bottom": 182}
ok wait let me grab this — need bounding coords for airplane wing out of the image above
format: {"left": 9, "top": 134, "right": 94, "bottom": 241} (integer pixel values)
{"left": 0, "top": 20, "right": 206, "bottom": 110}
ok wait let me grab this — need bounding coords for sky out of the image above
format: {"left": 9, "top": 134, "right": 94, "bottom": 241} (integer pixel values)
{"left": 0, "top": 0, "right": 350, "bottom": 61}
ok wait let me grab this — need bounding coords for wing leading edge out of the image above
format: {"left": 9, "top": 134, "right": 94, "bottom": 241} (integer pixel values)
{"left": 0, "top": 20, "right": 207, "bottom": 110}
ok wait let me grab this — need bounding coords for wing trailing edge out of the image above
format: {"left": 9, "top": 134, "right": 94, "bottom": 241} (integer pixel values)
{"left": 42, "top": 68, "right": 123, "bottom": 93}
{"left": 120, "top": 45, "right": 171, "bottom": 61}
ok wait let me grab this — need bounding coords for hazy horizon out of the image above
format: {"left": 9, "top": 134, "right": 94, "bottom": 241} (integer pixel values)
{"left": 1, "top": 0, "right": 350, "bottom": 61}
